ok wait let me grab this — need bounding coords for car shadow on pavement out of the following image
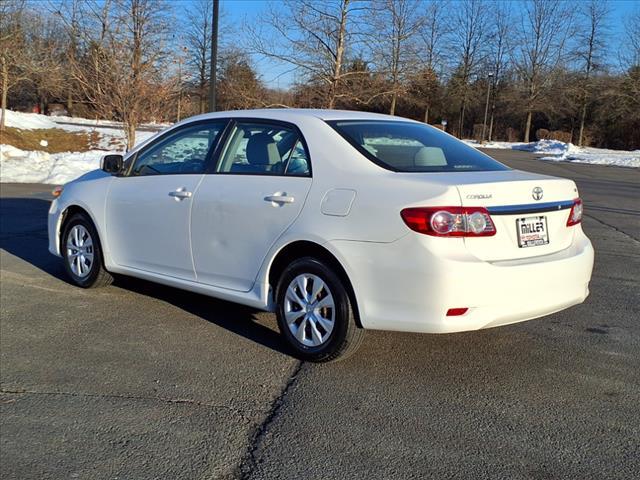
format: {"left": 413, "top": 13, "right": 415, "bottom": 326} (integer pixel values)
{"left": 0, "top": 197, "right": 68, "bottom": 281}
{"left": 0, "top": 196, "right": 290, "bottom": 357}
{"left": 112, "top": 275, "right": 289, "bottom": 356}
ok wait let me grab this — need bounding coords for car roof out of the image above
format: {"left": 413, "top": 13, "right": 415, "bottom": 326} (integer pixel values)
{"left": 181, "top": 108, "right": 419, "bottom": 124}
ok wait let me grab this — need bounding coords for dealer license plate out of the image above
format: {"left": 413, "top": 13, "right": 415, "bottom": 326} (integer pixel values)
{"left": 516, "top": 215, "right": 549, "bottom": 248}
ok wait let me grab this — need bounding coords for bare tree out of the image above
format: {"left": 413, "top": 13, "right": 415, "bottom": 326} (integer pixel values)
{"left": 54, "top": 0, "right": 83, "bottom": 114}
{"left": 184, "top": 0, "right": 212, "bottom": 114}
{"left": 217, "top": 50, "right": 270, "bottom": 110}
{"left": 367, "top": 0, "right": 424, "bottom": 115}
{"left": 513, "top": 0, "right": 573, "bottom": 142}
{"left": 62, "top": 0, "right": 175, "bottom": 148}
{"left": 486, "top": 1, "right": 513, "bottom": 141}
{"left": 25, "top": 15, "right": 67, "bottom": 113}
{"left": 0, "top": 0, "right": 27, "bottom": 131}
{"left": 448, "top": 0, "right": 488, "bottom": 137}
{"left": 248, "top": 0, "right": 367, "bottom": 109}
{"left": 575, "top": 0, "right": 610, "bottom": 146}
{"left": 622, "top": 8, "right": 640, "bottom": 68}
{"left": 414, "top": 0, "right": 448, "bottom": 123}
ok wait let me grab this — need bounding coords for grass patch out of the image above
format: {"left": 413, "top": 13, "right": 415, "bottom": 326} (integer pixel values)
{"left": 0, "top": 127, "right": 100, "bottom": 153}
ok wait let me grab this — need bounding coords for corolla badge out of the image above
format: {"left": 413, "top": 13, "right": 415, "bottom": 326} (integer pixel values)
{"left": 532, "top": 186, "right": 544, "bottom": 201}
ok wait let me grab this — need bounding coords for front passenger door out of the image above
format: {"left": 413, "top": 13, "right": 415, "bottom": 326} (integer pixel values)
{"left": 106, "top": 120, "right": 227, "bottom": 280}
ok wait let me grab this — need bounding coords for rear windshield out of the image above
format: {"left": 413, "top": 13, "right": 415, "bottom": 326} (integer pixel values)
{"left": 328, "top": 120, "right": 509, "bottom": 172}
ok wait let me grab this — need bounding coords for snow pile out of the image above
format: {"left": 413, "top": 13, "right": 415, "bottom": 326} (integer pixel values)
{"left": 465, "top": 139, "right": 640, "bottom": 168}
{"left": 1, "top": 144, "right": 104, "bottom": 184}
{"left": 464, "top": 140, "right": 526, "bottom": 150}
{"left": 2, "top": 110, "right": 58, "bottom": 130}
{"left": 513, "top": 140, "right": 570, "bottom": 155}
{"left": 539, "top": 144, "right": 640, "bottom": 168}
{"left": 464, "top": 139, "right": 567, "bottom": 153}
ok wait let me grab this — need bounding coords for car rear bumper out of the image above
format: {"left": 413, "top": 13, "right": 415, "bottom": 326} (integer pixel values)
{"left": 328, "top": 227, "right": 594, "bottom": 334}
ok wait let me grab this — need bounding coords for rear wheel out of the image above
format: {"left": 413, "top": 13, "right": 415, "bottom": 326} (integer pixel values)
{"left": 275, "top": 257, "right": 364, "bottom": 362}
{"left": 61, "top": 213, "right": 113, "bottom": 288}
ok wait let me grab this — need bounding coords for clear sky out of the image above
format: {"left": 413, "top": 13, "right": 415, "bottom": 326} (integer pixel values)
{"left": 200, "top": 0, "right": 640, "bottom": 88}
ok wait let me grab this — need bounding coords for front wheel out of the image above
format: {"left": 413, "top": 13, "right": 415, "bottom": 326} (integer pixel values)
{"left": 275, "top": 257, "right": 365, "bottom": 362}
{"left": 61, "top": 213, "right": 113, "bottom": 288}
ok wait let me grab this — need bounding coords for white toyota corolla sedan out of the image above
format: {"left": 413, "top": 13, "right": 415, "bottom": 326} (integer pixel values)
{"left": 48, "top": 109, "right": 594, "bottom": 362}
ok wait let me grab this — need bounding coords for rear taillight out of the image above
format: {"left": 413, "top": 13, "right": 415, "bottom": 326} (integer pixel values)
{"left": 566, "top": 198, "right": 583, "bottom": 226}
{"left": 446, "top": 308, "right": 469, "bottom": 316}
{"left": 400, "top": 207, "right": 496, "bottom": 237}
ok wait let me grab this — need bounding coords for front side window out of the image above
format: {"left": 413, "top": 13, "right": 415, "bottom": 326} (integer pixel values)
{"left": 328, "top": 120, "right": 509, "bottom": 173}
{"left": 131, "top": 121, "right": 226, "bottom": 176}
{"left": 217, "top": 122, "right": 310, "bottom": 176}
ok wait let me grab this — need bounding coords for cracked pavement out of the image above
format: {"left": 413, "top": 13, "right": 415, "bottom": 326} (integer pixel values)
{"left": 1, "top": 151, "right": 639, "bottom": 479}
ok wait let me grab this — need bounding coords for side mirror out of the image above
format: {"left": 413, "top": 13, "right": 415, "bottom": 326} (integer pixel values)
{"left": 101, "top": 154, "right": 124, "bottom": 174}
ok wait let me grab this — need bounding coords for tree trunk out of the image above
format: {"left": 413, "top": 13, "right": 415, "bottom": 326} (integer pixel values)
{"left": 389, "top": 91, "right": 397, "bottom": 116}
{"left": 328, "top": 0, "right": 349, "bottom": 110}
{"left": 488, "top": 110, "right": 495, "bottom": 142}
{"left": 1, "top": 57, "right": 8, "bottom": 131}
{"left": 328, "top": 91, "right": 335, "bottom": 109}
{"left": 458, "top": 101, "right": 466, "bottom": 139}
{"left": 423, "top": 105, "right": 429, "bottom": 124}
{"left": 199, "top": 93, "right": 206, "bottom": 114}
{"left": 524, "top": 110, "right": 532, "bottom": 143}
{"left": 578, "top": 101, "right": 587, "bottom": 146}
{"left": 66, "top": 88, "right": 73, "bottom": 115}
{"left": 125, "top": 120, "right": 136, "bottom": 151}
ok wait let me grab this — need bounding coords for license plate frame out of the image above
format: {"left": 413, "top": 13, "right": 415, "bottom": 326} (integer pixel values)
{"left": 516, "top": 215, "right": 549, "bottom": 248}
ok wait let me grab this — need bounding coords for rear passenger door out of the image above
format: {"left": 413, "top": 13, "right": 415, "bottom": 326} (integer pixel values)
{"left": 190, "top": 119, "right": 312, "bottom": 291}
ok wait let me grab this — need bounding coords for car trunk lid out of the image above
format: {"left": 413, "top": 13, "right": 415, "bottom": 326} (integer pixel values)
{"left": 450, "top": 170, "right": 579, "bottom": 261}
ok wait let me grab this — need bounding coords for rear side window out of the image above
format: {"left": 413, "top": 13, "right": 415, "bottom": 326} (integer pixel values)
{"left": 217, "top": 122, "right": 310, "bottom": 176}
{"left": 328, "top": 120, "right": 509, "bottom": 172}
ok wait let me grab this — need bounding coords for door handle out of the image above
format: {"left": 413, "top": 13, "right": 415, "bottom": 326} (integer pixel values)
{"left": 264, "top": 193, "right": 295, "bottom": 205}
{"left": 169, "top": 189, "right": 192, "bottom": 200}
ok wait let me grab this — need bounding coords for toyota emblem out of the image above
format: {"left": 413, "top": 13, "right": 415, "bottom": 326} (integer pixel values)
{"left": 532, "top": 186, "right": 544, "bottom": 201}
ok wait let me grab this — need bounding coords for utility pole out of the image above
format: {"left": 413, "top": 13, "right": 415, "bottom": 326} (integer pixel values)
{"left": 208, "top": 0, "right": 220, "bottom": 112}
{"left": 481, "top": 73, "right": 493, "bottom": 143}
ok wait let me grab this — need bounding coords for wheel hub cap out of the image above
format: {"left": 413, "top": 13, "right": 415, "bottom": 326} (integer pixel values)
{"left": 284, "top": 273, "right": 335, "bottom": 347}
{"left": 66, "top": 225, "right": 94, "bottom": 278}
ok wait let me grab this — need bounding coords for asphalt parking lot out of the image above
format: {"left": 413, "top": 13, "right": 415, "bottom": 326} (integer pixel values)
{"left": 1, "top": 150, "right": 639, "bottom": 479}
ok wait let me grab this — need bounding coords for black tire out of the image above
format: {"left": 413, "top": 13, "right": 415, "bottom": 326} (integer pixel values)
{"left": 275, "top": 257, "right": 365, "bottom": 362}
{"left": 61, "top": 213, "right": 113, "bottom": 288}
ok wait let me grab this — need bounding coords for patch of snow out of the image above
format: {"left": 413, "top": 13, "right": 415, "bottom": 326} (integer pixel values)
{"left": 2, "top": 109, "right": 165, "bottom": 151}
{"left": 540, "top": 146, "right": 640, "bottom": 168}
{"left": 1, "top": 144, "right": 106, "bottom": 184}
{"left": 464, "top": 139, "right": 640, "bottom": 168}
{"left": 55, "top": 121, "right": 158, "bottom": 151}
{"left": 1, "top": 110, "right": 171, "bottom": 183}
{"left": 2, "top": 110, "right": 58, "bottom": 130}
{"left": 463, "top": 140, "right": 525, "bottom": 150}
{"left": 463, "top": 139, "right": 567, "bottom": 153}
{"left": 51, "top": 114, "right": 171, "bottom": 128}
{"left": 3, "top": 109, "right": 170, "bottom": 130}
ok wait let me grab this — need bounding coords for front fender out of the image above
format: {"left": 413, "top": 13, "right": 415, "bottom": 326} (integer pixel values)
{"left": 48, "top": 173, "right": 113, "bottom": 262}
